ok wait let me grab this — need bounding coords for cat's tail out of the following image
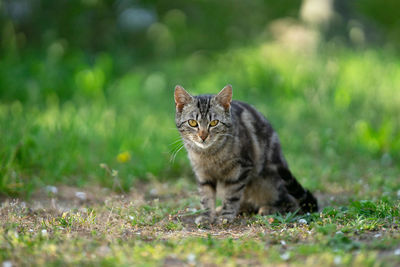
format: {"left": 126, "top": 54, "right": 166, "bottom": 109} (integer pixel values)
{"left": 277, "top": 166, "right": 319, "bottom": 213}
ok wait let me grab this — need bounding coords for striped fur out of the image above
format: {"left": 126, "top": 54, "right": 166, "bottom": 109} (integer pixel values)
{"left": 174, "top": 85, "right": 318, "bottom": 224}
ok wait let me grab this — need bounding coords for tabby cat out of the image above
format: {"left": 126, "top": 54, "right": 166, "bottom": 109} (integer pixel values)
{"left": 174, "top": 85, "right": 318, "bottom": 224}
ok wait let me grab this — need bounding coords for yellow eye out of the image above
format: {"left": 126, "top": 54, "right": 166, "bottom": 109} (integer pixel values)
{"left": 188, "top": 119, "right": 198, "bottom": 127}
{"left": 209, "top": 120, "right": 219, "bottom": 127}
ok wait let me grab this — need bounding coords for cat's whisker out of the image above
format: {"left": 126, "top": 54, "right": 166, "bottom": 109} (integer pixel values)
{"left": 169, "top": 143, "right": 183, "bottom": 153}
{"left": 170, "top": 144, "right": 185, "bottom": 163}
{"left": 169, "top": 138, "right": 183, "bottom": 146}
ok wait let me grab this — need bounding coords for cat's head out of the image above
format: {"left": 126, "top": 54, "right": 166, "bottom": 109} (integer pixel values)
{"left": 174, "top": 85, "right": 233, "bottom": 150}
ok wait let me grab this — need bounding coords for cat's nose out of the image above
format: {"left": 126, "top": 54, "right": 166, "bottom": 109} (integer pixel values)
{"left": 199, "top": 130, "right": 208, "bottom": 141}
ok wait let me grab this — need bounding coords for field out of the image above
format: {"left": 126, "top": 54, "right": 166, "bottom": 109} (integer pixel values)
{"left": 1, "top": 179, "right": 399, "bottom": 266}
{"left": 1, "top": 41, "right": 400, "bottom": 266}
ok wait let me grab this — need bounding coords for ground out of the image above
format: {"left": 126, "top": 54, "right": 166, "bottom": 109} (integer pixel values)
{"left": 1, "top": 179, "right": 399, "bottom": 266}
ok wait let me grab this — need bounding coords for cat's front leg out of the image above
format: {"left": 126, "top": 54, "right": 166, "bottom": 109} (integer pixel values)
{"left": 195, "top": 180, "right": 217, "bottom": 225}
{"left": 218, "top": 169, "right": 251, "bottom": 224}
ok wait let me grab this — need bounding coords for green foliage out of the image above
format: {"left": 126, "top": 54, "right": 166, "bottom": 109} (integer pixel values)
{"left": 1, "top": 0, "right": 400, "bottom": 196}
{"left": 3, "top": 44, "right": 400, "bottom": 197}
{"left": 1, "top": 43, "right": 400, "bottom": 196}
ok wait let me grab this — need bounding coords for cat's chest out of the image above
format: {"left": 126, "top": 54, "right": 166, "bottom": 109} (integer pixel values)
{"left": 188, "top": 151, "right": 239, "bottom": 180}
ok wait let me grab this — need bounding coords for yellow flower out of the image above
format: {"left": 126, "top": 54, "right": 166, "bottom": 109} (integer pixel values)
{"left": 117, "top": 151, "right": 131, "bottom": 163}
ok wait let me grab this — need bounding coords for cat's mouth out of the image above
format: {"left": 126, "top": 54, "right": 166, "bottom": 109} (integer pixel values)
{"left": 195, "top": 141, "right": 209, "bottom": 148}
{"left": 192, "top": 138, "right": 212, "bottom": 149}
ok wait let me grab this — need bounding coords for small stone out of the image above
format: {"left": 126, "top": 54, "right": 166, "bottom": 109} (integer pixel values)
{"left": 149, "top": 188, "right": 158, "bottom": 196}
{"left": 45, "top": 186, "right": 58, "bottom": 194}
{"left": 187, "top": 253, "right": 196, "bottom": 264}
{"left": 298, "top": 218, "right": 307, "bottom": 224}
{"left": 41, "top": 229, "right": 47, "bottom": 236}
{"left": 280, "top": 252, "right": 290, "bottom": 261}
{"left": 75, "top": 192, "right": 86, "bottom": 201}
{"left": 394, "top": 248, "right": 400, "bottom": 256}
{"left": 280, "top": 240, "right": 287, "bottom": 246}
{"left": 334, "top": 256, "right": 342, "bottom": 264}
{"left": 397, "top": 190, "right": 400, "bottom": 199}
{"left": 2, "top": 261, "right": 12, "bottom": 267}
{"left": 374, "top": 233, "right": 382, "bottom": 238}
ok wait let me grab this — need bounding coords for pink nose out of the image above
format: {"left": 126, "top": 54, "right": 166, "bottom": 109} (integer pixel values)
{"left": 199, "top": 131, "right": 208, "bottom": 141}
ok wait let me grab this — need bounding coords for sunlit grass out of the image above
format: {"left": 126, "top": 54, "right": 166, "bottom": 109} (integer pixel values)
{"left": 0, "top": 43, "right": 399, "bottom": 196}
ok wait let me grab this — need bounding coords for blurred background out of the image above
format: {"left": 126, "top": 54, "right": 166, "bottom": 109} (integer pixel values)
{"left": 1, "top": 0, "right": 399, "bottom": 197}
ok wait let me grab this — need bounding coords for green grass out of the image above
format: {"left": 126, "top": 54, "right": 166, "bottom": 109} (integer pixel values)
{"left": 0, "top": 180, "right": 399, "bottom": 266}
{"left": 1, "top": 42, "right": 400, "bottom": 265}
{"left": 1, "top": 43, "right": 399, "bottom": 196}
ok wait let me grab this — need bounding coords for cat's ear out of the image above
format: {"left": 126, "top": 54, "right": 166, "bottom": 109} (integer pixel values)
{"left": 216, "top": 84, "right": 232, "bottom": 110}
{"left": 174, "top": 85, "right": 193, "bottom": 112}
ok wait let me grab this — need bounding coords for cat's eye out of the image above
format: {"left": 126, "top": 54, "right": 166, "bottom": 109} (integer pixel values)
{"left": 188, "top": 119, "right": 198, "bottom": 127}
{"left": 209, "top": 120, "right": 219, "bottom": 127}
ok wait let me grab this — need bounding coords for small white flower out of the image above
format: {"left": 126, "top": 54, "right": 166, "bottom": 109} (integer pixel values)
{"left": 75, "top": 192, "right": 86, "bottom": 200}
{"left": 397, "top": 190, "right": 400, "bottom": 199}
{"left": 394, "top": 248, "right": 400, "bottom": 256}
{"left": 335, "top": 231, "right": 343, "bottom": 235}
{"left": 2, "top": 261, "right": 12, "bottom": 267}
{"left": 41, "top": 229, "right": 47, "bottom": 236}
{"left": 280, "top": 252, "right": 290, "bottom": 261}
{"left": 298, "top": 218, "right": 307, "bottom": 224}
{"left": 280, "top": 240, "right": 286, "bottom": 246}
{"left": 129, "top": 215, "right": 134, "bottom": 220}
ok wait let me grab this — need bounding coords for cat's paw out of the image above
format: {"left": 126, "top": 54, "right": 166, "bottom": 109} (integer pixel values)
{"left": 217, "top": 215, "right": 235, "bottom": 225}
{"left": 258, "top": 206, "right": 277, "bottom": 216}
{"left": 195, "top": 215, "right": 214, "bottom": 226}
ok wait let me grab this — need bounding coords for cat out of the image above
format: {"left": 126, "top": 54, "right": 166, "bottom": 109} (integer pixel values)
{"left": 174, "top": 84, "right": 318, "bottom": 224}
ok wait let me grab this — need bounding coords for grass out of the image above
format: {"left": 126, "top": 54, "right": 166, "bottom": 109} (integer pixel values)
{"left": 1, "top": 180, "right": 399, "bottom": 266}
{"left": 1, "top": 41, "right": 400, "bottom": 265}
{"left": 1, "top": 43, "right": 400, "bottom": 196}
